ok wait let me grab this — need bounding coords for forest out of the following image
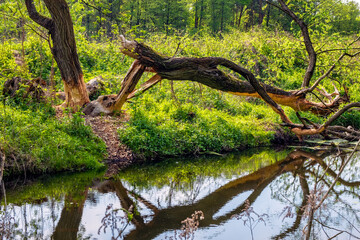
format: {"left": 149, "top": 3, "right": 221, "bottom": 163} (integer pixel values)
{"left": 2, "top": 1, "right": 360, "bottom": 239}
{"left": 0, "top": 0, "right": 360, "bottom": 176}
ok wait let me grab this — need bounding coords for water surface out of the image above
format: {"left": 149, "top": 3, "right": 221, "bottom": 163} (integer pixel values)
{"left": 1, "top": 147, "right": 360, "bottom": 239}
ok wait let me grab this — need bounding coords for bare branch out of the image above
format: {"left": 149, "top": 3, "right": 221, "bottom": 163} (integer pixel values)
{"left": 276, "top": 0, "right": 316, "bottom": 88}
{"left": 292, "top": 102, "right": 360, "bottom": 136}
{"left": 216, "top": 58, "right": 292, "bottom": 124}
{"left": 306, "top": 51, "right": 360, "bottom": 93}
{"left": 314, "top": 139, "right": 360, "bottom": 210}
{"left": 318, "top": 47, "right": 360, "bottom": 55}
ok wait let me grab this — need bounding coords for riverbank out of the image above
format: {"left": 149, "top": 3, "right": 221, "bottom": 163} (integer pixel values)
{"left": 1, "top": 30, "right": 359, "bottom": 179}
{"left": 0, "top": 101, "right": 293, "bottom": 179}
{"left": 0, "top": 103, "right": 107, "bottom": 178}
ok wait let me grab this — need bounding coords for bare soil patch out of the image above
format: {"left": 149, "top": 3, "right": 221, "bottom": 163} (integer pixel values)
{"left": 84, "top": 114, "right": 136, "bottom": 177}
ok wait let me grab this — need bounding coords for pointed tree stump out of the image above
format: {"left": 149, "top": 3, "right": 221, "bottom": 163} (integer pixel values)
{"left": 83, "top": 60, "right": 145, "bottom": 116}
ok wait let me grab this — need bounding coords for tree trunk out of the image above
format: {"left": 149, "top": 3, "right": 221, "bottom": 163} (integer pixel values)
{"left": 220, "top": 2, "right": 225, "bottom": 32}
{"left": 136, "top": 0, "right": 141, "bottom": 25}
{"left": 266, "top": 2, "right": 271, "bottom": 27}
{"left": 165, "top": 0, "right": 171, "bottom": 34}
{"left": 194, "top": 0, "right": 199, "bottom": 29}
{"left": 211, "top": 0, "right": 217, "bottom": 32}
{"left": 199, "top": 0, "right": 205, "bottom": 28}
{"left": 108, "top": 0, "right": 114, "bottom": 38}
{"left": 117, "top": 38, "right": 344, "bottom": 116}
{"left": 258, "top": 0, "right": 264, "bottom": 25}
{"left": 25, "top": 0, "right": 90, "bottom": 109}
{"left": 237, "top": 5, "right": 245, "bottom": 28}
{"left": 129, "top": 1, "right": 134, "bottom": 28}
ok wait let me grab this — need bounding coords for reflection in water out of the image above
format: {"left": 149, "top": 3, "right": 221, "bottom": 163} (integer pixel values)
{"left": 1, "top": 148, "right": 360, "bottom": 239}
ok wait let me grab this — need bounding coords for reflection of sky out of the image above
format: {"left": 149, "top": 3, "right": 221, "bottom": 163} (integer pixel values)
{"left": 2, "top": 152, "right": 360, "bottom": 239}
{"left": 123, "top": 175, "right": 235, "bottom": 209}
{"left": 2, "top": 199, "right": 64, "bottom": 239}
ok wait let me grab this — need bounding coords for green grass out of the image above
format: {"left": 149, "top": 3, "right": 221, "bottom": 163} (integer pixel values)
{"left": 0, "top": 103, "right": 106, "bottom": 177}
{"left": 118, "top": 84, "right": 279, "bottom": 158}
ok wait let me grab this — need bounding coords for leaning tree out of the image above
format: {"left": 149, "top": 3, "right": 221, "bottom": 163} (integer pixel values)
{"left": 83, "top": 0, "right": 360, "bottom": 141}
{"left": 25, "top": 0, "right": 90, "bottom": 108}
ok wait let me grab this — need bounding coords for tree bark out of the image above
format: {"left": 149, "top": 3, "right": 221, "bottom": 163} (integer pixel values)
{"left": 199, "top": 0, "right": 204, "bottom": 28}
{"left": 220, "top": 1, "right": 225, "bottom": 32}
{"left": 194, "top": 0, "right": 199, "bottom": 29}
{"left": 25, "top": 0, "right": 90, "bottom": 109}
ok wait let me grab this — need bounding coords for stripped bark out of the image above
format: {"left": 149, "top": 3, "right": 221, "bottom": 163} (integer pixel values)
{"left": 83, "top": 61, "right": 145, "bottom": 116}
{"left": 25, "top": 0, "right": 90, "bottom": 108}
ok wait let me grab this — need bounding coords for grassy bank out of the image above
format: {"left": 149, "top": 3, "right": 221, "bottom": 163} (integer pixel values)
{"left": 118, "top": 86, "right": 279, "bottom": 158}
{"left": 1, "top": 29, "right": 360, "bottom": 172}
{"left": 0, "top": 103, "right": 106, "bottom": 177}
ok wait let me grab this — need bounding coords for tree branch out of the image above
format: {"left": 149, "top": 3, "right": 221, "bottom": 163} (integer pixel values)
{"left": 216, "top": 58, "right": 292, "bottom": 124}
{"left": 275, "top": 0, "right": 316, "bottom": 88}
{"left": 127, "top": 74, "right": 162, "bottom": 99}
{"left": 298, "top": 50, "right": 360, "bottom": 95}
{"left": 24, "top": 0, "right": 53, "bottom": 30}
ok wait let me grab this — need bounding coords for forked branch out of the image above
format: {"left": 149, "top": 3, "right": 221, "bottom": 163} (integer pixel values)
{"left": 268, "top": 0, "right": 316, "bottom": 87}
{"left": 24, "top": 0, "right": 53, "bottom": 30}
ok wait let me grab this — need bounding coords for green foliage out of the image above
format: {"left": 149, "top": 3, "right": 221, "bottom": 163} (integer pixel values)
{"left": 333, "top": 111, "right": 360, "bottom": 130}
{"left": 118, "top": 86, "right": 277, "bottom": 158}
{"left": 3, "top": 170, "right": 104, "bottom": 205}
{"left": 0, "top": 104, "right": 106, "bottom": 176}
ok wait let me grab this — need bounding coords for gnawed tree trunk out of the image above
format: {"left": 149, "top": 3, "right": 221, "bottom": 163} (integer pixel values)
{"left": 83, "top": 61, "right": 146, "bottom": 116}
{"left": 25, "top": 0, "right": 90, "bottom": 109}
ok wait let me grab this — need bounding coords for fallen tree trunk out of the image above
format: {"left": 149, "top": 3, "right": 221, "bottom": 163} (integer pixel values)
{"left": 82, "top": 36, "right": 360, "bottom": 140}
{"left": 84, "top": 36, "right": 346, "bottom": 117}
{"left": 121, "top": 37, "right": 348, "bottom": 114}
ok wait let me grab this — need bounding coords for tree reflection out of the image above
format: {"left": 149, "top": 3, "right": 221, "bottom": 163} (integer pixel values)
{"left": 2, "top": 148, "right": 360, "bottom": 240}
{"left": 100, "top": 148, "right": 360, "bottom": 240}
{"left": 272, "top": 148, "right": 360, "bottom": 239}
{"left": 52, "top": 188, "right": 88, "bottom": 240}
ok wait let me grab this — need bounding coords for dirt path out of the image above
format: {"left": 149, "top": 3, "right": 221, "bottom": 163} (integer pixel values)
{"left": 84, "top": 115, "right": 136, "bottom": 176}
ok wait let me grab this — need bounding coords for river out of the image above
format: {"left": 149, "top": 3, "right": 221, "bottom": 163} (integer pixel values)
{"left": 1, "top": 147, "right": 360, "bottom": 239}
